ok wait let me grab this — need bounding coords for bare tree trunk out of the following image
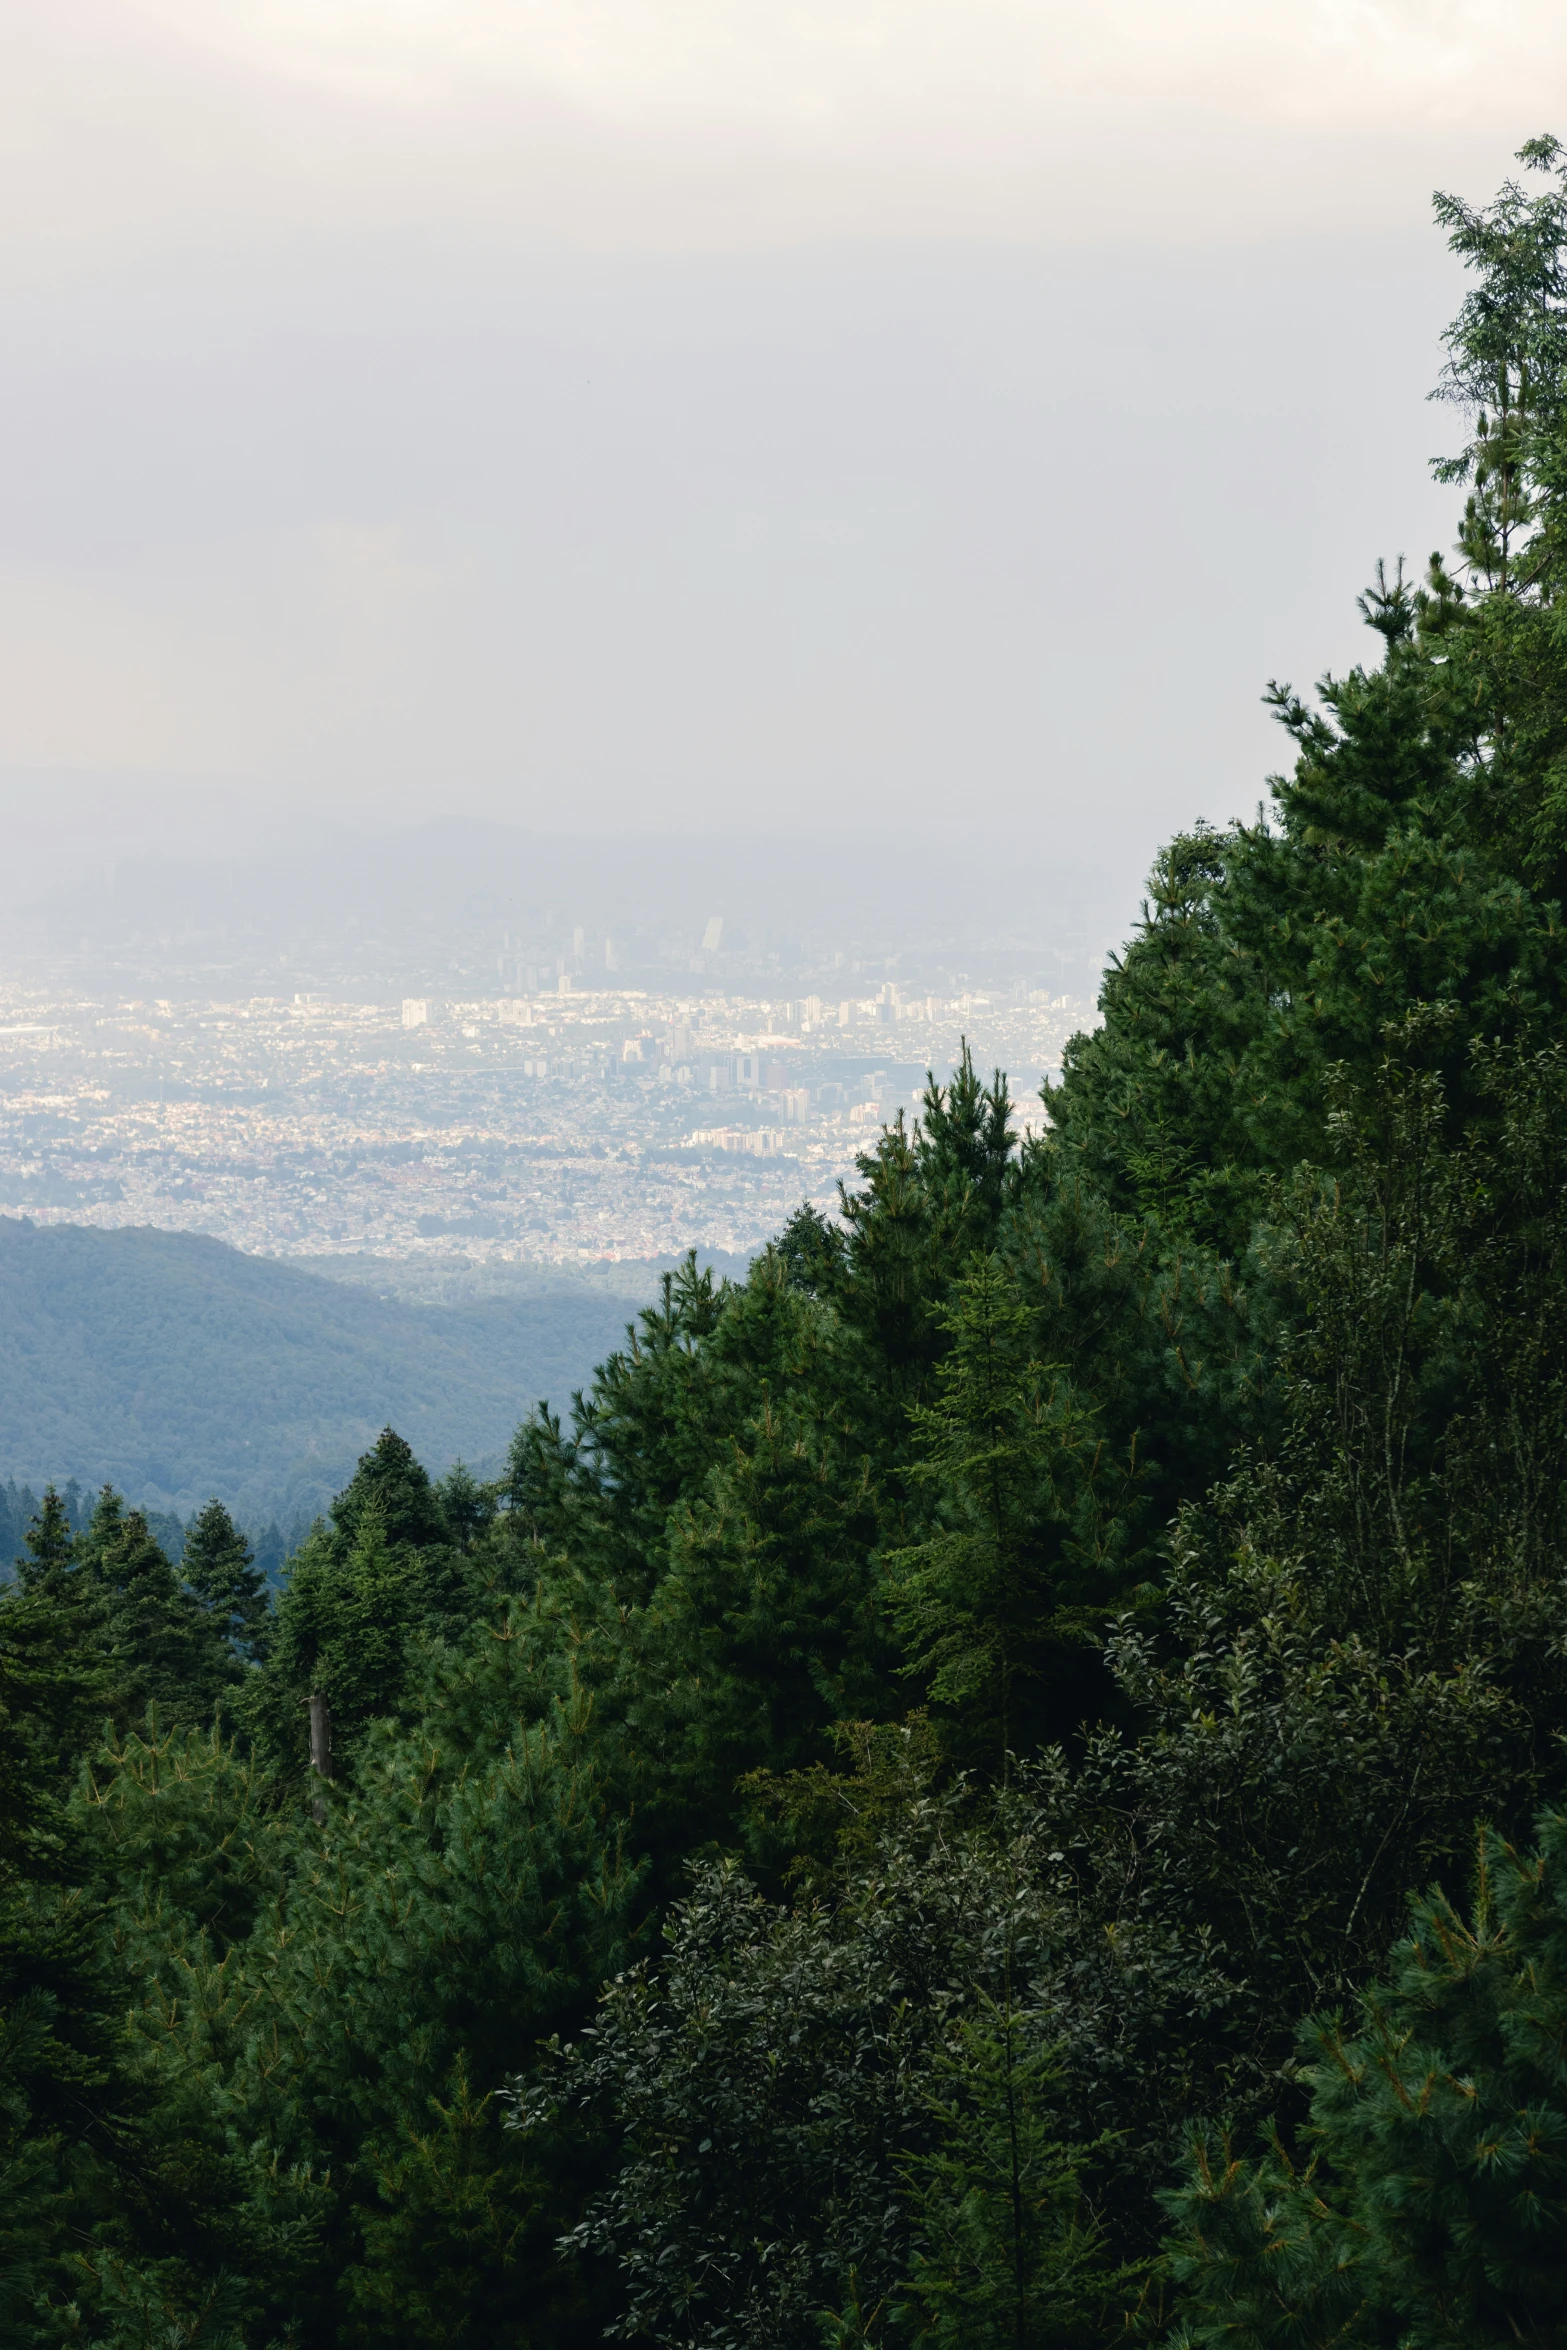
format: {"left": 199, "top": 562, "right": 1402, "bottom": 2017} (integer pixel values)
{"left": 308, "top": 1691, "right": 332, "bottom": 1825}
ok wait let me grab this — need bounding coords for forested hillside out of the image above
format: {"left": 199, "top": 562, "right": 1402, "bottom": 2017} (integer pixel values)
{"left": 8, "top": 142, "right": 1567, "bottom": 2348}
{"left": 0, "top": 1220, "right": 641, "bottom": 1522}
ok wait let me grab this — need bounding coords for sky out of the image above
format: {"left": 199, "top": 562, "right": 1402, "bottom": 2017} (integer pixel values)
{"left": 2, "top": 2, "right": 1566, "bottom": 933}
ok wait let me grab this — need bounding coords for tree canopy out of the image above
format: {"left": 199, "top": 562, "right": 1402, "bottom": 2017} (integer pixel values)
{"left": 8, "top": 135, "right": 1567, "bottom": 2350}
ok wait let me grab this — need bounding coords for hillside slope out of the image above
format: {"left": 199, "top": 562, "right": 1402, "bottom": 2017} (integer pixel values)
{"left": 0, "top": 1218, "right": 643, "bottom": 1524}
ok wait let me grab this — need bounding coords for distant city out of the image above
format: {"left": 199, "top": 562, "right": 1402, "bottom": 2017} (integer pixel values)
{"left": 0, "top": 964, "right": 1096, "bottom": 1275}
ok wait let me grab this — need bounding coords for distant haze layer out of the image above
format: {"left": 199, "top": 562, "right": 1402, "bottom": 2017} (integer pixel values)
{"left": 0, "top": 4, "right": 1548, "bottom": 937}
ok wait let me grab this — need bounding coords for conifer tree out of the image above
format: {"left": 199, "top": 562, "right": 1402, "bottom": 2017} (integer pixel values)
{"left": 887, "top": 1255, "right": 1141, "bottom": 1765}
{"left": 434, "top": 1458, "right": 494, "bottom": 1550}
{"left": 893, "top": 2001, "right": 1114, "bottom": 2350}
{"left": 0, "top": 1583, "right": 136, "bottom": 2339}
{"left": 75, "top": 1481, "right": 125, "bottom": 1573}
{"left": 917, "top": 1041, "right": 1017, "bottom": 1254}
{"left": 16, "top": 1484, "right": 75, "bottom": 1602}
{"left": 182, "top": 1498, "right": 271, "bottom": 1665}
{"left": 246, "top": 1428, "right": 486, "bottom": 1773}
{"left": 230, "top": 1605, "right": 638, "bottom": 2347}
{"left": 74, "top": 1490, "right": 236, "bottom": 1725}
{"left": 331, "top": 1424, "right": 451, "bottom": 1555}
{"left": 506, "top": 1251, "right": 829, "bottom": 1599}
{"left": 637, "top": 1395, "right": 886, "bottom": 1851}
{"left": 251, "top": 1495, "right": 420, "bottom": 1772}
{"left": 0, "top": 1586, "right": 264, "bottom": 2347}
{"left": 1166, "top": 1808, "right": 1567, "bottom": 2350}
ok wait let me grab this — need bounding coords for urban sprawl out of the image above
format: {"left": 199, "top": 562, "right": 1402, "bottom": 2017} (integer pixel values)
{"left": 0, "top": 984, "right": 1095, "bottom": 1269}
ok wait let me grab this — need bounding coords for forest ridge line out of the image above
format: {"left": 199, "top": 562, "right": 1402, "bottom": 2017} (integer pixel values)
{"left": 7, "top": 136, "right": 1567, "bottom": 2349}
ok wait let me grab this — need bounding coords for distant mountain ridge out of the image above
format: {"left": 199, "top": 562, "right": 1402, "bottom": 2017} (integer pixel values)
{"left": 0, "top": 1219, "right": 643, "bottom": 1526}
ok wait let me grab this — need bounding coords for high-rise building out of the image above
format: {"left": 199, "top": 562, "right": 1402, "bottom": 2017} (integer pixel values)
{"left": 401, "top": 999, "right": 429, "bottom": 1030}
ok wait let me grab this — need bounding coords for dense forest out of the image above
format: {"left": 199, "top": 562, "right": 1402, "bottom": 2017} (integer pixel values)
{"left": 0, "top": 1222, "right": 639, "bottom": 1526}
{"left": 9, "top": 142, "right": 1567, "bottom": 2347}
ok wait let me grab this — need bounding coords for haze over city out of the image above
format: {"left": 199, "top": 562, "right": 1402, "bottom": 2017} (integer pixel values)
{"left": 4, "top": 2, "right": 1553, "bottom": 912}
{"left": 5, "top": 0, "right": 1559, "bottom": 1327}
{"left": 2, "top": 0, "right": 1559, "bottom": 1473}
{"left": 10, "top": 6, "right": 1567, "bottom": 2345}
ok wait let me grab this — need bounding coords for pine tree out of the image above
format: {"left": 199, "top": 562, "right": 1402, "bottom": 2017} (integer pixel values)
{"left": 1166, "top": 1808, "right": 1567, "bottom": 2350}
{"left": 75, "top": 1491, "right": 236, "bottom": 1725}
{"left": 74, "top": 1482, "right": 125, "bottom": 1572}
{"left": 245, "top": 1428, "right": 492, "bottom": 1774}
{"left": 0, "top": 1584, "right": 267, "bottom": 2347}
{"left": 330, "top": 1425, "right": 450, "bottom": 1556}
{"left": 917, "top": 1040, "right": 1017, "bottom": 1255}
{"left": 16, "top": 1485, "right": 76, "bottom": 1603}
{"left": 0, "top": 1582, "right": 135, "bottom": 2338}
{"left": 250, "top": 1495, "right": 420, "bottom": 1773}
{"left": 637, "top": 1394, "right": 887, "bottom": 1853}
{"left": 182, "top": 1498, "right": 271, "bottom": 1665}
{"left": 894, "top": 1999, "right": 1115, "bottom": 2350}
{"left": 231, "top": 1607, "right": 637, "bottom": 2348}
{"left": 887, "top": 1255, "right": 1141, "bottom": 1766}
{"left": 434, "top": 1459, "right": 494, "bottom": 1551}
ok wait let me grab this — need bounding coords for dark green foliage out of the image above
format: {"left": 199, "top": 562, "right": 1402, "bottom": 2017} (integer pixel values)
{"left": 249, "top": 1514, "right": 294, "bottom": 1591}
{"left": 825, "top": 1050, "right": 1019, "bottom": 1474}
{"left": 521, "top": 1814, "right": 956, "bottom": 2346}
{"left": 886, "top": 1253, "right": 1147, "bottom": 1764}
{"left": 775, "top": 1200, "right": 849, "bottom": 1299}
{"left": 80, "top": 1714, "right": 287, "bottom": 1958}
{"left": 635, "top": 1395, "right": 888, "bottom": 1850}
{"left": 247, "top": 1427, "right": 472, "bottom": 1772}
{"left": 0, "top": 1586, "right": 283, "bottom": 2349}
{"left": 16, "top": 1484, "right": 74, "bottom": 1602}
{"left": 61, "top": 1486, "right": 240, "bottom": 1728}
{"left": 182, "top": 1498, "right": 272, "bottom": 1666}
{"left": 255, "top": 1499, "right": 420, "bottom": 1767}
{"left": 1165, "top": 1809, "right": 1567, "bottom": 2350}
{"left": 234, "top": 1606, "right": 639, "bottom": 2346}
{"left": 329, "top": 1425, "right": 452, "bottom": 1557}
{"left": 506, "top": 1254, "right": 733, "bottom": 1595}
{"left": 890, "top": 2003, "right": 1118, "bottom": 2350}
{"left": 12, "top": 134, "right": 1567, "bottom": 2350}
{"left": 526, "top": 1732, "right": 1132, "bottom": 2350}
{"left": 995, "top": 1037, "right": 1567, "bottom": 2194}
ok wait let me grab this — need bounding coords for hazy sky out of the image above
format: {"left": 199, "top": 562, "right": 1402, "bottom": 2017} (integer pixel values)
{"left": 3, "top": 2, "right": 1565, "bottom": 922}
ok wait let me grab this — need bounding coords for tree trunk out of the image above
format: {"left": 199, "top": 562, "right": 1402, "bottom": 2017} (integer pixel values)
{"left": 308, "top": 1690, "right": 332, "bottom": 1824}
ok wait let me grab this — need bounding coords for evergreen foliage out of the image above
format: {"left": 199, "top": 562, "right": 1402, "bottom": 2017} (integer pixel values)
{"left": 889, "top": 2002, "right": 1116, "bottom": 2350}
{"left": 182, "top": 1500, "right": 272, "bottom": 1666}
{"left": 7, "top": 133, "right": 1567, "bottom": 2349}
{"left": 886, "top": 1253, "right": 1144, "bottom": 1765}
{"left": 1165, "top": 1809, "right": 1567, "bottom": 2350}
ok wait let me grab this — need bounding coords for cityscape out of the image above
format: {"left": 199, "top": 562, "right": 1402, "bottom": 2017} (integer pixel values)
{"left": 0, "top": 975, "right": 1097, "bottom": 1278}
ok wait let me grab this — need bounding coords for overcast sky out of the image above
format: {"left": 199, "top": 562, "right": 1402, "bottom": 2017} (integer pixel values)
{"left": 3, "top": 2, "right": 1565, "bottom": 926}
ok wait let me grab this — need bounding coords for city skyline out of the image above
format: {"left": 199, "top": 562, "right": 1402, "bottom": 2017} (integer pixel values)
{"left": 0, "top": 974, "right": 1090, "bottom": 1277}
